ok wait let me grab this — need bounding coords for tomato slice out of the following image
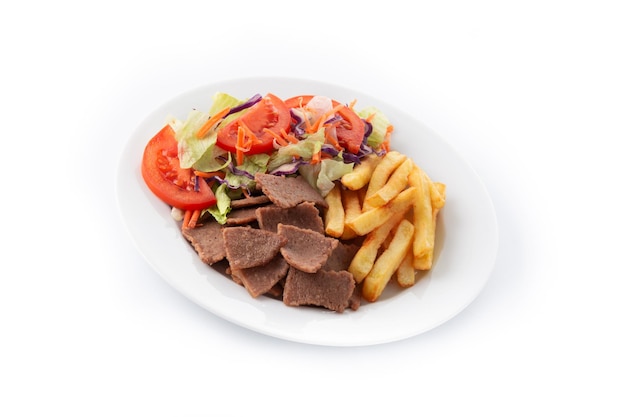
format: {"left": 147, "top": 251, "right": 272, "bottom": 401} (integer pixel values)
{"left": 141, "top": 125, "right": 216, "bottom": 211}
{"left": 216, "top": 93, "right": 291, "bottom": 155}
{"left": 284, "top": 95, "right": 366, "bottom": 154}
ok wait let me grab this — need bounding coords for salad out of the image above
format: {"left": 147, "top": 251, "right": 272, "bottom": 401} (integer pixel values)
{"left": 141, "top": 92, "right": 393, "bottom": 226}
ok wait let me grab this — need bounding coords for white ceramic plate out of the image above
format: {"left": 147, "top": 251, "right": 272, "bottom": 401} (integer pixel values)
{"left": 116, "top": 77, "right": 498, "bottom": 346}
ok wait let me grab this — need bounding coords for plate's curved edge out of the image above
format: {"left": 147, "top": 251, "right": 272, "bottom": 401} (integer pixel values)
{"left": 115, "top": 76, "right": 500, "bottom": 346}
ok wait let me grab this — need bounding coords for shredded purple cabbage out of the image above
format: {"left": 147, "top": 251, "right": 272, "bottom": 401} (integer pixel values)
{"left": 216, "top": 155, "right": 256, "bottom": 179}
{"left": 212, "top": 176, "right": 241, "bottom": 190}
{"left": 289, "top": 109, "right": 306, "bottom": 137}
{"left": 363, "top": 119, "right": 373, "bottom": 139}
{"left": 230, "top": 165, "right": 255, "bottom": 179}
{"left": 358, "top": 141, "right": 387, "bottom": 160}
{"left": 226, "top": 93, "right": 262, "bottom": 117}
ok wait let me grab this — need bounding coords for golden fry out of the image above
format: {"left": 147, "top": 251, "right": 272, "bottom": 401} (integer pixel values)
{"left": 345, "top": 186, "right": 417, "bottom": 236}
{"left": 362, "top": 151, "right": 407, "bottom": 211}
{"left": 413, "top": 181, "right": 446, "bottom": 269}
{"left": 364, "top": 158, "right": 413, "bottom": 208}
{"left": 340, "top": 154, "right": 381, "bottom": 191}
{"left": 431, "top": 182, "right": 446, "bottom": 210}
{"left": 408, "top": 165, "right": 434, "bottom": 269}
{"left": 340, "top": 187, "right": 361, "bottom": 240}
{"left": 362, "top": 219, "right": 415, "bottom": 302}
{"left": 395, "top": 250, "right": 416, "bottom": 288}
{"left": 323, "top": 184, "right": 344, "bottom": 238}
{"left": 348, "top": 211, "right": 405, "bottom": 283}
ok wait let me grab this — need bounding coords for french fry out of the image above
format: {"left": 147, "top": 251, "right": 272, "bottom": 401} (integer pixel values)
{"left": 395, "top": 250, "right": 416, "bottom": 288}
{"left": 340, "top": 154, "right": 381, "bottom": 191}
{"left": 345, "top": 186, "right": 417, "bottom": 236}
{"left": 364, "top": 158, "right": 413, "bottom": 208}
{"left": 323, "top": 184, "right": 344, "bottom": 238}
{"left": 340, "top": 187, "right": 362, "bottom": 240}
{"left": 362, "top": 219, "right": 415, "bottom": 302}
{"left": 348, "top": 211, "right": 405, "bottom": 283}
{"left": 431, "top": 182, "right": 446, "bottom": 210}
{"left": 413, "top": 181, "right": 446, "bottom": 269}
{"left": 362, "top": 151, "right": 407, "bottom": 211}
{"left": 408, "top": 165, "right": 434, "bottom": 269}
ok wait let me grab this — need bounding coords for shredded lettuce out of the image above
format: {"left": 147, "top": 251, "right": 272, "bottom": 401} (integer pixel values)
{"left": 299, "top": 157, "right": 354, "bottom": 197}
{"left": 206, "top": 183, "right": 231, "bottom": 224}
{"left": 175, "top": 109, "right": 213, "bottom": 169}
{"left": 267, "top": 128, "right": 325, "bottom": 172}
{"left": 209, "top": 92, "right": 245, "bottom": 125}
{"left": 175, "top": 93, "right": 244, "bottom": 170}
{"left": 224, "top": 154, "right": 270, "bottom": 190}
{"left": 358, "top": 106, "right": 392, "bottom": 149}
{"left": 317, "top": 158, "right": 354, "bottom": 195}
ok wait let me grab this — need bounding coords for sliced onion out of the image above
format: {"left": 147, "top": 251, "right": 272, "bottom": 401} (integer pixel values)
{"left": 269, "top": 159, "right": 307, "bottom": 176}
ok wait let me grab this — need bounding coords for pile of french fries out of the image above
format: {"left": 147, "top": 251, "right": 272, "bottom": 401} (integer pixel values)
{"left": 323, "top": 151, "right": 446, "bottom": 302}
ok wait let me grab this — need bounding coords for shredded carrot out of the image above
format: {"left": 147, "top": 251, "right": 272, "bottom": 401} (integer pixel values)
{"left": 263, "top": 128, "right": 289, "bottom": 146}
{"left": 280, "top": 128, "right": 299, "bottom": 144}
{"left": 311, "top": 150, "right": 321, "bottom": 164}
{"left": 324, "top": 128, "right": 344, "bottom": 151}
{"left": 182, "top": 209, "right": 192, "bottom": 229}
{"left": 238, "top": 120, "right": 260, "bottom": 146}
{"left": 366, "top": 112, "right": 377, "bottom": 123}
{"left": 381, "top": 124, "right": 394, "bottom": 152}
{"left": 307, "top": 103, "right": 345, "bottom": 133}
{"left": 349, "top": 99, "right": 357, "bottom": 109}
{"left": 241, "top": 187, "right": 251, "bottom": 198}
{"left": 194, "top": 170, "right": 225, "bottom": 179}
{"left": 236, "top": 125, "right": 246, "bottom": 165}
{"left": 188, "top": 209, "right": 201, "bottom": 228}
{"left": 196, "top": 107, "right": 231, "bottom": 138}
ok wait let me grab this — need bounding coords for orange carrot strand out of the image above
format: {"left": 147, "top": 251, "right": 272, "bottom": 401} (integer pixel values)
{"left": 182, "top": 209, "right": 192, "bottom": 229}
{"left": 307, "top": 104, "right": 345, "bottom": 133}
{"left": 196, "top": 107, "right": 231, "bottom": 138}
{"left": 280, "top": 128, "right": 299, "bottom": 144}
{"left": 263, "top": 128, "right": 289, "bottom": 146}
{"left": 236, "top": 125, "right": 245, "bottom": 165}
{"left": 324, "top": 128, "right": 344, "bottom": 151}
{"left": 194, "top": 170, "right": 225, "bottom": 179}
{"left": 311, "top": 151, "right": 321, "bottom": 164}
{"left": 188, "top": 209, "right": 201, "bottom": 228}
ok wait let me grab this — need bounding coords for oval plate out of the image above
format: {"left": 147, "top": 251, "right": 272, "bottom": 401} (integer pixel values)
{"left": 116, "top": 77, "right": 498, "bottom": 346}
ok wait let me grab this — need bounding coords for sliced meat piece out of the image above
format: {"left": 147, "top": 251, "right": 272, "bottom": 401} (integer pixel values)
{"left": 255, "top": 173, "right": 327, "bottom": 209}
{"left": 264, "top": 280, "right": 285, "bottom": 300}
{"left": 348, "top": 286, "right": 361, "bottom": 311}
{"left": 323, "top": 241, "right": 360, "bottom": 272}
{"left": 278, "top": 224, "right": 338, "bottom": 273}
{"left": 222, "top": 227, "right": 287, "bottom": 269}
{"left": 230, "top": 256, "right": 290, "bottom": 298}
{"left": 230, "top": 194, "right": 271, "bottom": 209}
{"left": 225, "top": 207, "right": 259, "bottom": 226}
{"left": 181, "top": 221, "right": 226, "bottom": 265}
{"left": 283, "top": 268, "right": 356, "bottom": 313}
{"left": 256, "top": 202, "right": 324, "bottom": 234}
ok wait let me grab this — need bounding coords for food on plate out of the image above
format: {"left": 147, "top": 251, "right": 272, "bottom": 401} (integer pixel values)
{"left": 140, "top": 91, "right": 446, "bottom": 310}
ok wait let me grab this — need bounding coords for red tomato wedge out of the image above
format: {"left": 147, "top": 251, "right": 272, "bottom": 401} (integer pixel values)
{"left": 141, "top": 125, "right": 217, "bottom": 211}
{"left": 216, "top": 93, "right": 291, "bottom": 155}
{"left": 284, "top": 95, "right": 366, "bottom": 154}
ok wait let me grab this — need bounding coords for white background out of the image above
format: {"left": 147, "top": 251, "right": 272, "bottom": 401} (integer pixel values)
{"left": 2, "top": 1, "right": 625, "bottom": 416}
